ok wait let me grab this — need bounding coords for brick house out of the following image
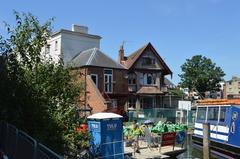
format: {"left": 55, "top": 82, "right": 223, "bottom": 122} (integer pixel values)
{"left": 43, "top": 25, "right": 175, "bottom": 117}
{"left": 69, "top": 42, "right": 173, "bottom": 118}
{"left": 118, "top": 42, "right": 173, "bottom": 111}
{"left": 70, "top": 48, "right": 129, "bottom": 116}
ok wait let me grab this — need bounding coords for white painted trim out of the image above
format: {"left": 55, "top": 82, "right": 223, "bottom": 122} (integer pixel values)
{"left": 210, "top": 125, "right": 217, "bottom": 132}
{"left": 195, "top": 123, "right": 229, "bottom": 134}
{"left": 194, "top": 129, "right": 228, "bottom": 141}
{"left": 194, "top": 129, "right": 203, "bottom": 136}
{"left": 104, "top": 68, "right": 113, "bottom": 93}
{"left": 216, "top": 133, "right": 228, "bottom": 141}
{"left": 195, "top": 123, "right": 203, "bottom": 129}
{"left": 217, "top": 125, "right": 229, "bottom": 134}
{"left": 86, "top": 48, "right": 97, "bottom": 65}
{"left": 218, "top": 106, "right": 221, "bottom": 123}
{"left": 210, "top": 132, "right": 217, "bottom": 139}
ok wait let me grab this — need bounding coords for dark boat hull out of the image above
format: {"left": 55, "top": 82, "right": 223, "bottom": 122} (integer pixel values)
{"left": 192, "top": 135, "right": 240, "bottom": 159}
{"left": 162, "top": 148, "right": 186, "bottom": 158}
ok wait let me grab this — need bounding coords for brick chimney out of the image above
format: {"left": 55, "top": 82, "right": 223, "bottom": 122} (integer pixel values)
{"left": 118, "top": 45, "right": 124, "bottom": 64}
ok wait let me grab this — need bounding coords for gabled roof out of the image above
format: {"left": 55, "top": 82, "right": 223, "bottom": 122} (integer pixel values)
{"left": 124, "top": 43, "right": 172, "bottom": 75}
{"left": 69, "top": 48, "right": 126, "bottom": 69}
{"left": 124, "top": 44, "right": 148, "bottom": 68}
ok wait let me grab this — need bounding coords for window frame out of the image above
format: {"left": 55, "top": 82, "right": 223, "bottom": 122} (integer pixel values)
{"left": 104, "top": 69, "right": 113, "bottom": 93}
{"left": 90, "top": 74, "right": 98, "bottom": 88}
{"left": 207, "top": 106, "right": 219, "bottom": 122}
{"left": 196, "top": 107, "right": 207, "bottom": 122}
{"left": 143, "top": 73, "right": 156, "bottom": 85}
{"left": 140, "top": 97, "right": 154, "bottom": 109}
{"left": 142, "top": 57, "right": 152, "bottom": 65}
{"left": 128, "top": 73, "right": 137, "bottom": 85}
{"left": 218, "top": 106, "right": 227, "bottom": 124}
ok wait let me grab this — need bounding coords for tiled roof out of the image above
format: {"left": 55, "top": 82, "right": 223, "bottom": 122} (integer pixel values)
{"left": 124, "top": 44, "right": 148, "bottom": 69}
{"left": 137, "top": 86, "right": 164, "bottom": 95}
{"left": 198, "top": 99, "right": 240, "bottom": 105}
{"left": 123, "top": 43, "right": 172, "bottom": 75}
{"left": 69, "top": 48, "right": 126, "bottom": 69}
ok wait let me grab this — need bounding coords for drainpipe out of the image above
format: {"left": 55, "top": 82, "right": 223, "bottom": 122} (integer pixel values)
{"left": 84, "top": 67, "right": 87, "bottom": 118}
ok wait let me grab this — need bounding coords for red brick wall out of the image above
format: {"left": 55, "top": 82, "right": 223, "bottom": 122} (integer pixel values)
{"left": 70, "top": 69, "right": 107, "bottom": 114}
{"left": 85, "top": 67, "right": 104, "bottom": 92}
{"left": 112, "top": 69, "right": 128, "bottom": 94}
{"left": 87, "top": 67, "right": 128, "bottom": 94}
{"left": 72, "top": 67, "right": 129, "bottom": 114}
{"left": 86, "top": 76, "right": 107, "bottom": 113}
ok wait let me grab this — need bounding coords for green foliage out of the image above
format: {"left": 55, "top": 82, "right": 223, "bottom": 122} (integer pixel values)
{"left": 0, "top": 11, "right": 87, "bottom": 158}
{"left": 179, "top": 55, "right": 225, "bottom": 96}
{"left": 169, "top": 88, "right": 185, "bottom": 97}
{"left": 151, "top": 122, "right": 187, "bottom": 134}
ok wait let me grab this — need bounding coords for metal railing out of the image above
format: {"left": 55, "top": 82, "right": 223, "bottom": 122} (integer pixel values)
{"left": 127, "top": 108, "right": 195, "bottom": 127}
{"left": 0, "top": 122, "right": 63, "bottom": 159}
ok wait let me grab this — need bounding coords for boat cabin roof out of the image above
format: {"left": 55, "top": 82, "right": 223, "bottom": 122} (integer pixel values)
{"left": 197, "top": 99, "right": 240, "bottom": 106}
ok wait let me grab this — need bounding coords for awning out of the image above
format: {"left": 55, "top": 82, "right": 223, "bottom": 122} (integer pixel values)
{"left": 136, "top": 86, "right": 164, "bottom": 95}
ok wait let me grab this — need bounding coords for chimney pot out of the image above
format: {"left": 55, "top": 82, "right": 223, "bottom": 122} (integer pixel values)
{"left": 118, "top": 45, "right": 124, "bottom": 64}
{"left": 72, "top": 24, "right": 88, "bottom": 34}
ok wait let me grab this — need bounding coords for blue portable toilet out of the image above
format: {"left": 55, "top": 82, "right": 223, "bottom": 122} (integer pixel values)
{"left": 87, "top": 112, "right": 124, "bottom": 159}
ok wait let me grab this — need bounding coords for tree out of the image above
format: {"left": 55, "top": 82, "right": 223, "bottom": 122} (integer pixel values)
{"left": 179, "top": 55, "right": 225, "bottom": 97}
{"left": 169, "top": 87, "right": 185, "bottom": 97}
{"left": 0, "top": 12, "right": 87, "bottom": 158}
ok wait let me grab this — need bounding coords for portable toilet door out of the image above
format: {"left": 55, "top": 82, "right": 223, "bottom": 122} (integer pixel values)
{"left": 87, "top": 112, "right": 124, "bottom": 159}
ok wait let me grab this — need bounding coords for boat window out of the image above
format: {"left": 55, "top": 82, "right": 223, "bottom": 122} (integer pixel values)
{"left": 207, "top": 107, "right": 219, "bottom": 121}
{"left": 219, "top": 107, "right": 226, "bottom": 122}
{"left": 197, "top": 107, "right": 207, "bottom": 121}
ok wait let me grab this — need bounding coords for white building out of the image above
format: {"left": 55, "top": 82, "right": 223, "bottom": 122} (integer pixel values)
{"left": 44, "top": 24, "right": 101, "bottom": 64}
{"left": 225, "top": 76, "right": 240, "bottom": 97}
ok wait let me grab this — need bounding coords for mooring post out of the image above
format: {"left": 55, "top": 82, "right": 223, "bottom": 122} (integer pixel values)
{"left": 203, "top": 122, "right": 210, "bottom": 159}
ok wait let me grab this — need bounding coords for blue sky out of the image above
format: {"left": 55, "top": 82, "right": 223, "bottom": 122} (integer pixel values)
{"left": 1, "top": 0, "right": 240, "bottom": 84}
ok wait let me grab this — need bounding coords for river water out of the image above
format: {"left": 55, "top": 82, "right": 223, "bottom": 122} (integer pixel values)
{"left": 177, "top": 134, "right": 219, "bottom": 159}
{"left": 177, "top": 134, "right": 203, "bottom": 159}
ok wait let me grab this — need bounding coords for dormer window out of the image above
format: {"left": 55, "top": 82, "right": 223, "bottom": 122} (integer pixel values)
{"left": 142, "top": 57, "right": 156, "bottom": 65}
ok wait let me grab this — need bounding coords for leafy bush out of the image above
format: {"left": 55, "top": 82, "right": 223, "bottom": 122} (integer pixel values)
{"left": 0, "top": 11, "right": 87, "bottom": 158}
